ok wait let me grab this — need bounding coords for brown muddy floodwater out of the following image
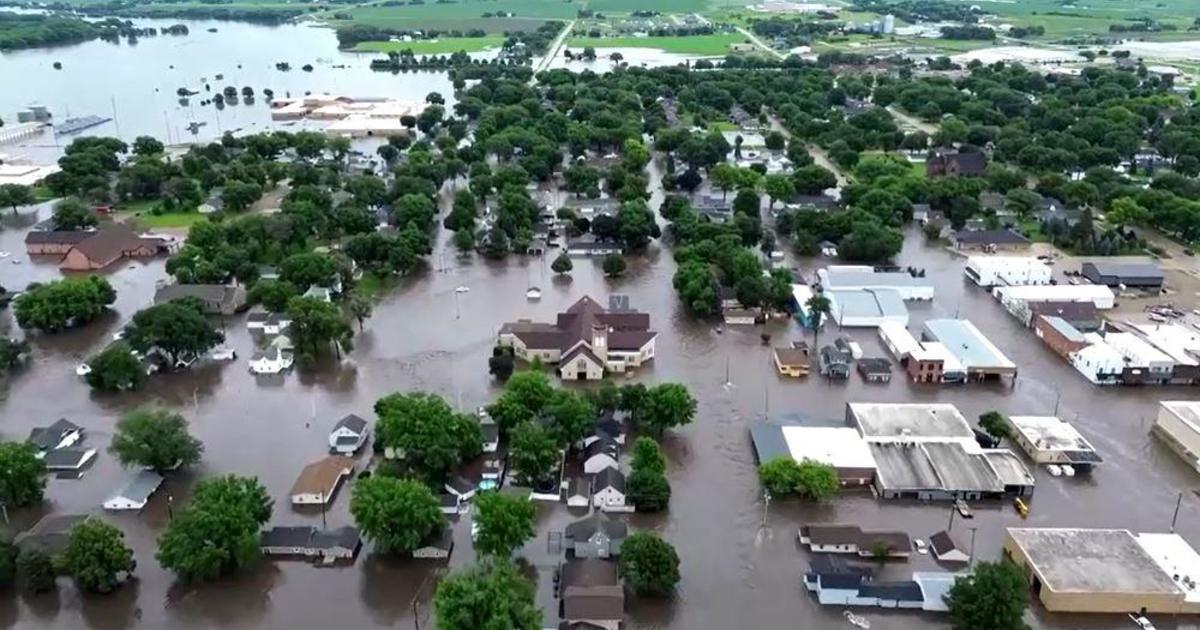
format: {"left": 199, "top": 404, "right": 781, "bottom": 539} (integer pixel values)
{"left": 1, "top": 176, "right": 1199, "bottom": 630}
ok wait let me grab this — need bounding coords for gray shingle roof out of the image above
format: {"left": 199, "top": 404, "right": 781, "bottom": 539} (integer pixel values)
{"left": 564, "top": 513, "right": 627, "bottom": 542}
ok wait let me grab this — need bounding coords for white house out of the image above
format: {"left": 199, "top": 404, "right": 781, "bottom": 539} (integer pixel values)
{"left": 964, "top": 256, "right": 1052, "bottom": 288}
{"left": 249, "top": 336, "right": 295, "bottom": 375}
{"left": 328, "top": 414, "right": 369, "bottom": 454}
{"left": 582, "top": 438, "right": 619, "bottom": 474}
{"left": 246, "top": 307, "right": 293, "bottom": 336}
{"left": 438, "top": 493, "right": 461, "bottom": 515}
{"left": 28, "top": 418, "right": 84, "bottom": 453}
{"left": 444, "top": 476, "right": 477, "bottom": 502}
{"left": 412, "top": 528, "right": 454, "bottom": 560}
{"left": 564, "top": 477, "right": 590, "bottom": 507}
{"left": 592, "top": 468, "right": 627, "bottom": 511}
{"left": 103, "top": 470, "right": 164, "bottom": 511}
{"left": 929, "top": 530, "right": 970, "bottom": 563}
{"left": 478, "top": 409, "right": 499, "bottom": 453}
{"left": 290, "top": 456, "right": 354, "bottom": 506}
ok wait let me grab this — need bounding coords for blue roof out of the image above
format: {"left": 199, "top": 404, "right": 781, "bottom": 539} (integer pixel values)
{"left": 749, "top": 424, "right": 790, "bottom": 463}
{"left": 922, "top": 319, "right": 1015, "bottom": 370}
{"left": 828, "top": 288, "right": 908, "bottom": 321}
{"left": 1042, "top": 316, "right": 1085, "bottom": 343}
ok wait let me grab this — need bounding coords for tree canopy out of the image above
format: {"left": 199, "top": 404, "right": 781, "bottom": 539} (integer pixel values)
{"left": 0, "top": 441, "right": 47, "bottom": 507}
{"left": 125, "top": 298, "right": 224, "bottom": 367}
{"left": 156, "top": 475, "right": 273, "bottom": 582}
{"left": 433, "top": 561, "right": 541, "bottom": 630}
{"left": 63, "top": 520, "right": 135, "bottom": 593}
{"left": 473, "top": 491, "right": 536, "bottom": 558}
{"left": 108, "top": 408, "right": 204, "bottom": 472}
{"left": 350, "top": 476, "right": 444, "bottom": 553}
{"left": 946, "top": 561, "right": 1030, "bottom": 630}
{"left": 619, "top": 532, "right": 681, "bottom": 597}
{"left": 374, "top": 392, "right": 482, "bottom": 482}
{"left": 14, "top": 276, "right": 116, "bottom": 333}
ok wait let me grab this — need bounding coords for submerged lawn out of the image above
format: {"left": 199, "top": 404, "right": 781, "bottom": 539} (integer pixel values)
{"left": 352, "top": 35, "right": 504, "bottom": 54}
{"left": 566, "top": 34, "right": 743, "bottom": 55}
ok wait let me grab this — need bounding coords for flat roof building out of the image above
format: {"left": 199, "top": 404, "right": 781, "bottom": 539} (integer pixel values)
{"left": 964, "top": 256, "right": 1052, "bottom": 288}
{"left": 878, "top": 322, "right": 920, "bottom": 361}
{"left": 921, "top": 319, "right": 1017, "bottom": 380}
{"left": 846, "top": 403, "right": 974, "bottom": 443}
{"left": 750, "top": 424, "right": 876, "bottom": 486}
{"left": 1153, "top": 401, "right": 1200, "bottom": 475}
{"left": 1005, "top": 415, "right": 1102, "bottom": 470}
{"left": 1081, "top": 261, "right": 1164, "bottom": 290}
{"left": 995, "top": 284, "right": 1116, "bottom": 311}
{"left": 818, "top": 266, "right": 934, "bottom": 301}
{"left": 868, "top": 441, "right": 1033, "bottom": 500}
{"left": 826, "top": 288, "right": 909, "bottom": 328}
{"left": 1004, "top": 528, "right": 1200, "bottom": 614}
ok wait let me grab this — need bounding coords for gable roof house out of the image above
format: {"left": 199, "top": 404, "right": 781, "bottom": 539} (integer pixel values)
{"left": 412, "top": 527, "right": 455, "bottom": 559}
{"left": 438, "top": 493, "right": 462, "bottom": 515}
{"left": 246, "top": 307, "right": 293, "bottom": 336}
{"left": 261, "top": 526, "right": 362, "bottom": 562}
{"left": 926, "top": 149, "right": 987, "bottom": 178}
{"left": 103, "top": 470, "right": 164, "bottom": 511}
{"left": 290, "top": 456, "right": 354, "bottom": 505}
{"left": 592, "top": 467, "right": 627, "bottom": 512}
{"left": 59, "top": 224, "right": 170, "bottom": 271}
{"left": 583, "top": 438, "right": 619, "bottom": 475}
{"left": 16, "top": 514, "right": 92, "bottom": 555}
{"left": 24, "top": 229, "right": 94, "bottom": 255}
{"left": 929, "top": 530, "right": 970, "bottom": 563}
{"left": 560, "top": 559, "right": 625, "bottom": 630}
{"left": 799, "top": 524, "right": 913, "bottom": 558}
{"left": 479, "top": 410, "right": 500, "bottom": 453}
{"left": 43, "top": 447, "right": 97, "bottom": 472}
{"left": 28, "top": 418, "right": 84, "bottom": 453}
{"left": 328, "top": 414, "right": 369, "bottom": 455}
{"left": 565, "top": 476, "right": 591, "bottom": 507}
{"left": 565, "top": 513, "right": 628, "bottom": 559}
{"left": 498, "top": 296, "right": 657, "bottom": 381}
{"left": 154, "top": 282, "right": 248, "bottom": 315}
{"left": 444, "top": 475, "right": 477, "bottom": 502}
{"left": 819, "top": 345, "right": 852, "bottom": 379}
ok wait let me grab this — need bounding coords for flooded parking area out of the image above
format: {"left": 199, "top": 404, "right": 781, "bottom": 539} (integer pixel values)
{"left": 2, "top": 193, "right": 1200, "bottom": 629}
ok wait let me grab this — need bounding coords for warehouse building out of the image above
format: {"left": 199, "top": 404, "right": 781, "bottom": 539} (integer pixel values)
{"left": 826, "top": 288, "right": 909, "bottom": 328}
{"left": 921, "top": 319, "right": 1017, "bottom": 381}
{"left": 1004, "top": 528, "right": 1200, "bottom": 614}
{"left": 847, "top": 403, "right": 975, "bottom": 444}
{"left": 750, "top": 423, "right": 877, "bottom": 487}
{"left": 1005, "top": 415, "right": 1102, "bottom": 471}
{"left": 964, "top": 256, "right": 1052, "bottom": 288}
{"left": 1080, "top": 261, "right": 1164, "bottom": 290}
{"left": 817, "top": 266, "right": 934, "bottom": 301}
{"left": 1153, "top": 401, "right": 1200, "bottom": 475}
{"left": 995, "top": 285, "right": 1116, "bottom": 320}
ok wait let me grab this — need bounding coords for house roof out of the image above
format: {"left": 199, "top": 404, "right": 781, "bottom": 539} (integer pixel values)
{"left": 290, "top": 456, "right": 353, "bottom": 497}
{"left": 446, "top": 475, "right": 475, "bottom": 494}
{"left": 561, "top": 558, "right": 620, "bottom": 588}
{"left": 593, "top": 467, "right": 625, "bottom": 493}
{"left": 439, "top": 493, "right": 460, "bottom": 508}
{"left": 109, "top": 469, "right": 164, "bottom": 504}
{"left": 594, "top": 411, "right": 623, "bottom": 437}
{"left": 154, "top": 283, "right": 239, "bottom": 306}
{"left": 565, "top": 513, "right": 627, "bottom": 542}
{"left": 857, "top": 357, "right": 891, "bottom": 376}
{"left": 333, "top": 414, "right": 368, "bottom": 435}
{"left": 858, "top": 581, "right": 924, "bottom": 602}
{"left": 1029, "top": 301, "right": 1099, "bottom": 323}
{"left": 773, "top": 346, "right": 810, "bottom": 367}
{"left": 1081, "top": 261, "right": 1164, "bottom": 283}
{"left": 261, "top": 525, "right": 361, "bottom": 550}
{"left": 929, "top": 530, "right": 965, "bottom": 558}
{"left": 505, "top": 296, "right": 655, "bottom": 356}
{"left": 28, "top": 418, "right": 82, "bottom": 450}
{"left": 67, "top": 224, "right": 150, "bottom": 265}
{"left": 418, "top": 527, "right": 454, "bottom": 551}
{"left": 584, "top": 437, "right": 618, "bottom": 461}
{"left": 24, "top": 229, "right": 94, "bottom": 245}
{"left": 952, "top": 229, "right": 1030, "bottom": 246}
{"left": 43, "top": 447, "right": 94, "bottom": 469}
{"left": 801, "top": 524, "right": 911, "bottom": 552}
{"left": 563, "top": 585, "right": 624, "bottom": 620}
{"left": 929, "top": 149, "right": 987, "bottom": 175}
{"left": 15, "top": 514, "right": 91, "bottom": 554}
{"left": 566, "top": 476, "right": 590, "bottom": 498}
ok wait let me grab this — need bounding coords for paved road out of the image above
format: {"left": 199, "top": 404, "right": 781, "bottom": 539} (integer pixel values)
{"left": 886, "top": 105, "right": 939, "bottom": 135}
{"left": 766, "top": 114, "right": 850, "bottom": 187}
{"left": 736, "top": 26, "right": 784, "bottom": 60}
{"left": 530, "top": 19, "right": 575, "bottom": 81}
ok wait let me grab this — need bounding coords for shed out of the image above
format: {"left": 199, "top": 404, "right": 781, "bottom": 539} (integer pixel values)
{"left": 929, "top": 530, "right": 970, "bottom": 563}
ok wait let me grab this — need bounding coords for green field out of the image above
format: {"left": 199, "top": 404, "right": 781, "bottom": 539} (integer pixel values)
{"left": 982, "top": 0, "right": 1199, "bottom": 39}
{"left": 567, "top": 33, "right": 743, "bottom": 54}
{"left": 353, "top": 35, "right": 504, "bottom": 53}
{"left": 131, "top": 212, "right": 209, "bottom": 229}
{"left": 338, "top": 0, "right": 572, "bottom": 32}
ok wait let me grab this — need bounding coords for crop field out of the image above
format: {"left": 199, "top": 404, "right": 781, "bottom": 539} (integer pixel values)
{"left": 352, "top": 34, "right": 504, "bottom": 52}
{"left": 567, "top": 33, "right": 742, "bottom": 54}
{"left": 975, "top": 0, "right": 1200, "bottom": 39}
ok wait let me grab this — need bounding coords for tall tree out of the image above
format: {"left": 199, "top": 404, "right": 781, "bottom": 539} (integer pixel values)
{"left": 433, "top": 561, "right": 541, "bottom": 630}
{"left": 946, "top": 561, "right": 1030, "bottom": 630}
{"left": 350, "top": 476, "right": 443, "bottom": 553}
{"left": 0, "top": 184, "right": 35, "bottom": 213}
{"left": 473, "top": 492, "right": 535, "bottom": 558}
{"left": 508, "top": 422, "right": 559, "bottom": 485}
{"left": 85, "top": 343, "right": 145, "bottom": 392}
{"left": 620, "top": 532, "right": 681, "bottom": 597}
{"left": 486, "top": 369, "right": 554, "bottom": 432}
{"left": 125, "top": 298, "right": 224, "bottom": 367}
{"left": 287, "top": 296, "right": 354, "bottom": 360}
{"left": 806, "top": 293, "right": 831, "bottom": 348}
{"left": 156, "top": 475, "right": 273, "bottom": 582}
{"left": 627, "top": 468, "right": 671, "bottom": 512}
{"left": 374, "top": 392, "right": 482, "bottom": 482}
{"left": 63, "top": 520, "right": 136, "bottom": 593}
{"left": 52, "top": 197, "right": 98, "bottom": 230}
{"left": 544, "top": 389, "right": 595, "bottom": 448}
{"left": 636, "top": 383, "right": 696, "bottom": 437}
{"left": 14, "top": 276, "right": 116, "bottom": 333}
{"left": 0, "top": 442, "right": 47, "bottom": 507}
{"left": 108, "top": 408, "right": 204, "bottom": 472}
{"left": 17, "top": 549, "right": 55, "bottom": 594}
{"left": 346, "top": 291, "right": 373, "bottom": 331}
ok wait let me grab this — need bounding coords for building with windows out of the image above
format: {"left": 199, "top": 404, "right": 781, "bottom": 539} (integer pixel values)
{"left": 965, "top": 256, "right": 1052, "bottom": 287}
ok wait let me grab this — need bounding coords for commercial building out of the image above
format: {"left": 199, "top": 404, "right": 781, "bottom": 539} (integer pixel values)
{"left": 817, "top": 266, "right": 934, "bottom": 301}
{"left": 826, "top": 288, "right": 909, "bottom": 327}
{"left": 798, "top": 524, "right": 912, "bottom": 558}
{"left": 1153, "top": 401, "right": 1200, "bottom": 475}
{"left": 1104, "top": 332, "right": 1174, "bottom": 384}
{"left": 1069, "top": 333, "right": 1126, "bottom": 385}
{"left": 1134, "top": 324, "right": 1200, "bottom": 382}
{"left": 878, "top": 322, "right": 920, "bottom": 361}
{"left": 1005, "top": 415, "right": 1102, "bottom": 471}
{"left": 1034, "top": 315, "right": 1089, "bottom": 359}
{"left": 1081, "top": 261, "right": 1164, "bottom": 290}
{"left": 964, "top": 256, "right": 1052, "bottom": 287}
{"left": 1027, "top": 301, "right": 1102, "bottom": 331}
{"left": 847, "top": 403, "right": 975, "bottom": 444}
{"left": 1003, "top": 528, "right": 1200, "bottom": 614}
{"left": 995, "top": 285, "right": 1116, "bottom": 318}
{"left": 951, "top": 229, "right": 1031, "bottom": 251}
{"left": 751, "top": 423, "right": 877, "bottom": 486}
{"left": 921, "top": 319, "right": 1017, "bottom": 381}
{"left": 791, "top": 284, "right": 816, "bottom": 327}
{"left": 803, "top": 556, "right": 958, "bottom": 612}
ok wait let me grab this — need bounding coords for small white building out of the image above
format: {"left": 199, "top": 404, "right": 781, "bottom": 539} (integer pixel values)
{"left": 249, "top": 337, "right": 295, "bottom": 375}
{"left": 1005, "top": 415, "right": 1102, "bottom": 470}
{"left": 328, "top": 414, "right": 369, "bottom": 454}
{"left": 878, "top": 322, "right": 921, "bottom": 361}
{"left": 818, "top": 266, "right": 934, "bottom": 301}
{"left": 103, "top": 470, "right": 164, "bottom": 511}
{"left": 995, "top": 284, "right": 1116, "bottom": 313}
{"left": 1153, "top": 401, "right": 1200, "bottom": 475}
{"left": 964, "top": 256, "right": 1052, "bottom": 287}
{"left": 592, "top": 468, "right": 627, "bottom": 511}
{"left": 290, "top": 456, "right": 354, "bottom": 506}
{"left": 723, "top": 309, "right": 759, "bottom": 325}
{"left": 1070, "top": 334, "right": 1125, "bottom": 385}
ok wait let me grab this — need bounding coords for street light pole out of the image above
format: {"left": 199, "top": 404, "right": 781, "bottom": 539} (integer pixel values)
{"left": 968, "top": 527, "right": 978, "bottom": 568}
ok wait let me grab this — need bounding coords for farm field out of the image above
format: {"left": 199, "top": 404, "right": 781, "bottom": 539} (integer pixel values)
{"left": 981, "top": 0, "right": 1200, "bottom": 39}
{"left": 352, "top": 35, "right": 504, "bottom": 53}
{"left": 567, "top": 33, "right": 743, "bottom": 54}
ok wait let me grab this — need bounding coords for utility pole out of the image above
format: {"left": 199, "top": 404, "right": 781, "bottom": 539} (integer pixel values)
{"left": 761, "top": 489, "right": 772, "bottom": 528}
{"left": 947, "top": 504, "right": 956, "bottom": 531}
{"left": 1053, "top": 388, "right": 1061, "bottom": 416}
{"left": 968, "top": 526, "right": 978, "bottom": 567}
{"left": 1172, "top": 491, "right": 1184, "bottom": 532}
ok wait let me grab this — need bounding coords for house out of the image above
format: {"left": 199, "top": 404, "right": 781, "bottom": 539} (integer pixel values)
{"left": 951, "top": 229, "right": 1031, "bottom": 251}
{"left": 290, "top": 455, "right": 354, "bottom": 505}
{"left": 773, "top": 345, "right": 811, "bottom": 377}
{"left": 926, "top": 149, "right": 987, "bottom": 178}
{"left": 479, "top": 410, "right": 500, "bottom": 453}
{"left": 260, "top": 526, "right": 361, "bottom": 561}
{"left": 498, "top": 296, "right": 657, "bottom": 381}
{"left": 103, "top": 469, "right": 164, "bottom": 511}
{"left": 717, "top": 285, "right": 741, "bottom": 310}
{"left": 24, "top": 229, "right": 94, "bottom": 255}
{"left": 564, "top": 513, "right": 627, "bottom": 559}
{"left": 247, "top": 307, "right": 292, "bottom": 335}
{"left": 28, "top": 418, "right": 84, "bottom": 453}
{"left": 43, "top": 447, "right": 97, "bottom": 472}
{"left": 560, "top": 559, "right": 625, "bottom": 630}
{"left": 804, "top": 557, "right": 953, "bottom": 612}
{"left": 566, "top": 239, "right": 623, "bottom": 257}
{"left": 964, "top": 256, "right": 1052, "bottom": 288}
{"left": 583, "top": 438, "right": 619, "bottom": 474}
{"left": 857, "top": 358, "right": 891, "bottom": 383}
{"left": 444, "top": 475, "right": 477, "bottom": 502}
{"left": 564, "top": 477, "right": 590, "bottom": 507}
{"left": 328, "top": 414, "right": 369, "bottom": 455}
{"left": 412, "top": 527, "right": 455, "bottom": 559}
{"left": 15, "top": 514, "right": 91, "bottom": 555}
{"left": 154, "top": 283, "right": 248, "bottom": 315}
{"left": 438, "top": 493, "right": 462, "bottom": 515}
{"left": 249, "top": 336, "right": 295, "bottom": 375}
{"left": 59, "top": 224, "right": 168, "bottom": 271}
{"left": 798, "top": 524, "right": 912, "bottom": 558}
{"left": 1004, "top": 527, "right": 1200, "bottom": 614}
{"left": 929, "top": 530, "right": 969, "bottom": 563}
{"left": 818, "top": 345, "right": 851, "bottom": 379}
{"left": 723, "top": 308, "right": 759, "bottom": 325}
{"left": 592, "top": 467, "right": 627, "bottom": 511}
{"left": 1081, "top": 261, "right": 1164, "bottom": 290}
{"left": 303, "top": 286, "right": 333, "bottom": 302}
{"left": 584, "top": 411, "right": 625, "bottom": 447}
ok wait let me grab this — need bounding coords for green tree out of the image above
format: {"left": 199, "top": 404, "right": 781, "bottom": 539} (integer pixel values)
{"left": 806, "top": 293, "right": 831, "bottom": 348}
{"left": 108, "top": 408, "right": 203, "bottom": 472}
{"left": 508, "top": 422, "right": 559, "bottom": 485}
{"left": 14, "top": 276, "right": 116, "bottom": 333}
{"left": 0, "top": 442, "right": 47, "bottom": 507}
{"left": 0, "top": 539, "right": 16, "bottom": 587}
{"left": 619, "top": 532, "right": 680, "bottom": 597}
{"left": 125, "top": 298, "right": 224, "bottom": 367}
{"left": 551, "top": 252, "right": 573, "bottom": 275}
{"left": 350, "top": 476, "right": 443, "bottom": 553}
{"left": 374, "top": 392, "right": 482, "bottom": 482}
{"left": 156, "top": 475, "right": 273, "bottom": 582}
{"left": 1004, "top": 188, "right": 1042, "bottom": 220}
{"left": 453, "top": 228, "right": 476, "bottom": 252}
{"left": 0, "top": 338, "right": 31, "bottom": 373}
{"left": 602, "top": 254, "right": 627, "bottom": 278}
{"left": 627, "top": 468, "right": 671, "bottom": 512}
{"left": 220, "top": 180, "right": 263, "bottom": 212}
{"left": 17, "top": 549, "right": 55, "bottom": 594}
{"left": 838, "top": 220, "right": 903, "bottom": 262}
{"left": 346, "top": 291, "right": 373, "bottom": 332}
{"left": 630, "top": 437, "right": 665, "bottom": 474}
{"left": 280, "top": 252, "right": 338, "bottom": 290}
{"left": 792, "top": 165, "right": 837, "bottom": 195}
{"left": 764, "top": 130, "right": 786, "bottom": 151}
{"left": 473, "top": 491, "right": 535, "bottom": 558}
{"left": 287, "top": 296, "right": 354, "bottom": 360}
{"left": 757, "top": 457, "right": 838, "bottom": 500}
{"left": 63, "top": 520, "right": 135, "bottom": 593}
{"left": 946, "top": 561, "right": 1030, "bottom": 630}
{"left": 487, "top": 369, "right": 554, "bottom": 432}
{"left": 637, "top": 383, "right": 696, "bottom": 437}
{"left": 250, "top": 279, "right": 298, "bottom": 312}
{"left": 52, "top": 197, "right": 97, "bottom": 230}
{"left": 0, "top": 184, "right": 35, "bottom": 213}
{"left": 1106, "top": 196, "right": 1149, "bottom": 229}
{"left": 132, "top": 135, "right": 164, "bottom": 156}
{"left": 764, "top": 174, "right": 795, "bottom": 210}
{"left": 979, "top": 411, "right": 1010, "bottom": 440}
{"left": 433, "top": 561, "right": 541, "bottom": 630}
{"left": 85, "top": 343, "right": 145, "bottom": 392}
{"left": 563, "top": 162, "right": 600, "bottom": 198}
{"left": 544, "top": 389, "right": 595, "bottom": 448}
{"left": 710, "top": 163, "right": 739, "bottom": 200}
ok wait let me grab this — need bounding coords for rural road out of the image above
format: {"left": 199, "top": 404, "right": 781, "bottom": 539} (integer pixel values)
{"left": 736, "top": 26, "right": 784, "bottom": 60}
{"left": 767, "top": 114, "right": 849, "bottom": 188}
{"left": 531, "top": 19, "right": 575, "bottom": 80}
{"left": 886, "top": 105, "right": 938, "bottom": 135}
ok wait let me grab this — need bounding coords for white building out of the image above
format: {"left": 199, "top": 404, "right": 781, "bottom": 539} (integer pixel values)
{"left": 818, "top": 266, "right": 934, "bottom": 301}
{"left": 910, "top": 342, "right": 967, "bottom": 382}
{"left": 827, "top": 288, "right": 909, "bottom": 327}
{"left": 328, "top": 414, "right": 369, "bottom": 455}
{"left": 592, "top": 468, "right": 627, "bottom": 512}
{"left": 1153, "top": 401, "right": 1200, "bottom": 475}
{"left": 1134, "top": 324, "right": 1200, "bottom": 368}
{"left": 1069, "top": 334, "right": 1125, "bottom": 385}
{"left": 1005, "top": 415, "right": 1102, "bottom": 470}
{"left": 964, "top": 256, "right": 1052, "bottom": 288}
{"left": 878, "top": 322, "right": 921, "bottom": 361}
{"left": 1104, "top": 332, "right": 1174, "bottom": 383}
{"left": 103, "top": 470, "right": 164, "bottom": 511}
{"left": 995, "top": 285, "right": 1116, "bottom": 315}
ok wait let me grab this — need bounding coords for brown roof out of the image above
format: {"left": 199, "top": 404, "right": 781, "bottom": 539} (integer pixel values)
{"left": 607, "top": 330, "right": 656, "bottom": 350}
{"left": 506, "top": 296, "right": 655, "bottom": 353}
{"left": 562, "top": 344, "right": 603, "bottom": 366}
{"left": 25, "top": 230, "right": 94, "bottom": 245}
{"left": 67, "top": 224, "right": 151, "bottom": 266}
{"left": 561, "top": 558, "right": 619, "bottom": 588}
{"left": 563, "top": 585, "right": 624, "bottom": 620}
{"left": 774, "top": 347, "right": 810, "bottom": 367}
{"left": 290, "top": 456, "right": 354, "bottom": 497}
{"left": 802, "top": 524, "right": 911, "bottom": 552}
{"left": 929, "top": 530, "right": 965, "bottom": 558}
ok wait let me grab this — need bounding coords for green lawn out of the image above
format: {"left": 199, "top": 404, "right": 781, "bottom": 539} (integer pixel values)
{"left": 355, "top": 271, "right": 396, "bottom": 298}
{"left": 339, "top": 1, "right": 569, "bottom": 33}
{"left": 132, "top": 212, "right": 209, "bottom": 229}
{"left": 708, "top": 121, "right": 738, "bottom": 132}
{"left": 31, "top": 185, "right": 55, "bottom": 202}
{"left": 986, "top": 0, "right": 1198, "bottom": 39}
{"left": 567, "top": 33, "right": 743, "bottom": 55}
{"left": 353, "top": 35, "right": 504, "bottom": 54}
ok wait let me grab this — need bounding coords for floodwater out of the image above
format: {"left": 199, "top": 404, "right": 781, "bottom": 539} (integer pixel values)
{"left": 2, "top": 150, "right": 1200, "bottom": 629}
{"left": 0, "top": 18, "right": 454, "bottom": 160}
{"left": 545, "top": 47, "right": 712, "bottom": 72}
